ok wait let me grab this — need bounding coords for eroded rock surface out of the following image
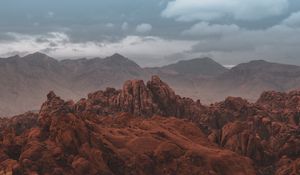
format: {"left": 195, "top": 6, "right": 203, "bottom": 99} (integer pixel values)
{"left": 0, "top": 76, "right": 300, "bottom": 175}
{"left": 0, "top": 91, "right": 255, "bottom": 175}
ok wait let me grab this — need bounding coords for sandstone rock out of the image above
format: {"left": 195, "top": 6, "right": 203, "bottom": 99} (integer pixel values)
{"left": 0, "top": 76, "right": 299, "bottom": 174}
{"left": 0, "top": 95, "right": 256, "bottom": 175}
{"left": 80, "top": 75, "right": 206, "bottom": 120}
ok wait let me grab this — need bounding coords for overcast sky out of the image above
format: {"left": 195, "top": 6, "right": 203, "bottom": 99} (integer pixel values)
{"left": 0, "top": 0, "right": 300, "bottom": 67}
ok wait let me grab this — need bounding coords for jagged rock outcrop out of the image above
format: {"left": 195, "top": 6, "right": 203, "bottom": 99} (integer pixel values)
{"left": 0, "top": 112, "right": 38, "bottom": 175}
{"left": 0, "top": 90, "right": 256, "bottom": 175}
{"left": 275, "top": 157, "right": 300, "bottom": 175}
{"left": 205, "top": 93, "right": 300, "bottom": 175}
{"left": 257, "top": 91, "right": 300, "bottom": 126}
{"left": 0, "top": 76, "right": 300, "bottom": 175}
{"left": 75, "top": 76, "right": 206, "bottom": 119}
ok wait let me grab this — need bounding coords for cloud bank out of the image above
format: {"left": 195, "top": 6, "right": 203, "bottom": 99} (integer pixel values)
{"left": 282, "top": 11, "right": 300, "bottom": 27}
{"left": 0, "top": 0, "right": 300, "bottom": 66}
{"left": 182, "top": 22, "right": 240, "bottom": 38}
{"left": 162, "top": 0, "right": 289, "bottom": 21}
{"left": 187, "top": 17, "right": 300, "bottom": 65}
{"left": 136, "top": 23, "right": 153, "bottom": 33}
{"left": 0, "top": 32, "right": 195, "bottom": 67}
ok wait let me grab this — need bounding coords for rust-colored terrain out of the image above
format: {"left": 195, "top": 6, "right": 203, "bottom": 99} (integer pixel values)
{"left": 0, "top": 76, "right": 300, "bottom": 175}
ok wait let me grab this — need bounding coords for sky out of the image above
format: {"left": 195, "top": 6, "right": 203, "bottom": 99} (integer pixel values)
{"left": 0, "top": 0, "right": 300, "bottom": 67}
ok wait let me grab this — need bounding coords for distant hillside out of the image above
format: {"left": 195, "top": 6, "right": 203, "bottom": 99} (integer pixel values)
{"left": 1, "top": 53, "right": 300, "bottom": 116}
{"left": 0, "top": 52, "right": 145, "bottom": 116}
{"left": 212, "top": 60, "right": 300, "bottom": 101}
{"left": 160, "top": 57, "right": 228, "bottom": 76}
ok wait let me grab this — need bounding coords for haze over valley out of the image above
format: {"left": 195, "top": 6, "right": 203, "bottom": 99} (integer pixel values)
{"left": 1, "top": 52, "right": 300, "bottom": 116}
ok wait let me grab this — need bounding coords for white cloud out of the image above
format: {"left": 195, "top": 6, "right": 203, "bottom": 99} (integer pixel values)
{"left": 182, "top": 22, "right": 240, "bottom": 38}
{"left": 105, "top": 23, "right": 115, "bottom": 28}
{"left": 162, "top": 0, "right": 289, "bottom": 21}
{"left": 2, "top": 8, "right": 300, "bottom": 67}
{"left": 47, "top": 11, "right": 55, "bottom": 18}
{"left": 121, "top": 22, "right": 129, "bottom": 31}
{"left": 0, "top": 32, "right": 195, "bottom": 67}
{"left": 188, "top": 23, "right": 300, "bottom": 65}
{"left": 282, "top": 11, "right": 300, "bottom": 27}
{"left": 136, "top": 23, "right": 153, "bottom": 33}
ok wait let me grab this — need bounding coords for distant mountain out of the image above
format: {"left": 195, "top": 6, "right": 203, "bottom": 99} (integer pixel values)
{"left": 0, "top": 52, "right": 73, "bottom": 116}
{"left": 61, "top": 53, "right": 145, "bottom": 92}
{"left": 1, "top": 53, "right": 300, "bottom": 116}
{"left": 144, "top": 58, "right": 228, "bottom": 100}
{"left": 159, "top": 57, "right": 228, "bottom": 76}
{"left": 0, "top": 53, "right": 146, "bottom": 116}
{"left": 212, "top": 60, "right": 300, "bottom": 101}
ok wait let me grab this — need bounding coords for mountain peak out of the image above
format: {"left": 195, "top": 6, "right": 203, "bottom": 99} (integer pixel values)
{"left": 247, "top": 60, "right": 269, "bottom": 65}
{"left": 111, "top": 53, "right": 125, "bottom": 58}
{"left": 162, "top": 57, "right": 227, "bottom": 76}
{"left": 189, "top": 57, "right": 214, "bottom": 62}
{"left": 105, "top": 53, "right": 129, "bottom": 61}
{"left": 232, "top": 60, "right": 281, "bottom": 71}
{"left": 23, "top": 52, "right": 56, "bottom": 62}
{"left": 27, "top": 52, "right": 49, "bottom": 57}
{"left": 105, "top": 53, "right": 130, "bottom": 62}
{"left": 103, "top": 53, "right": 141, "bottom": 69}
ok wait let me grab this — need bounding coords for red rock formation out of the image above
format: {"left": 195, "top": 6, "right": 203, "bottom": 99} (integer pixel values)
{"left": 257, "top": 91, "right": 300, "bottom": 126}
{"left": 205, "top": 93, "right": 300, "bottom": 175}
{"left": 0, "top": 112, "right": 38, "bottom": 175}
{"left": 0, "top": 76, "right": 300, "bottom": 175}
{"left": 76, "top": 75, "right": 206, "bottom": 119}
{"left": 0, "top": 91, "right": 255, "bottom": 175}
{"left": 275, "top": 157, "right": 300, "bottom": 175}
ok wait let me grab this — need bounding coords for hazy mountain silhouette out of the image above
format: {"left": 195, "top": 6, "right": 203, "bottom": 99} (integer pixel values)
{"left": 212, "top": 60, "right": 300, "bottom": 101}
{"left": 159, "top": 57, "right": 228, "bottom": 76}
{"left": 1, "top": 53, "right": 300, "bottom": 116}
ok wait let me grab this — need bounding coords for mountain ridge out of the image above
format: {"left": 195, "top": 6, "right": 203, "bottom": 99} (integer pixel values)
{"left": 1, "top": 52, "right": 300, "bottom": 116}
{"left": 4, "top": 52, "right": 300, "bottom": 69}
{"left": 159, "top": 57, "right": 228, "bottom": 76}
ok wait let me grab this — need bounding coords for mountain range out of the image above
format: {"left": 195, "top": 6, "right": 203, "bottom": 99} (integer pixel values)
{"left": 1, "top": 52, "right": 300, "bottom": 116}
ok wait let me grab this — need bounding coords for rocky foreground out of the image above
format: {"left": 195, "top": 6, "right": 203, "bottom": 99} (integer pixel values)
{"left": 0, "top": 76, "right": 300, "bottom": 175}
